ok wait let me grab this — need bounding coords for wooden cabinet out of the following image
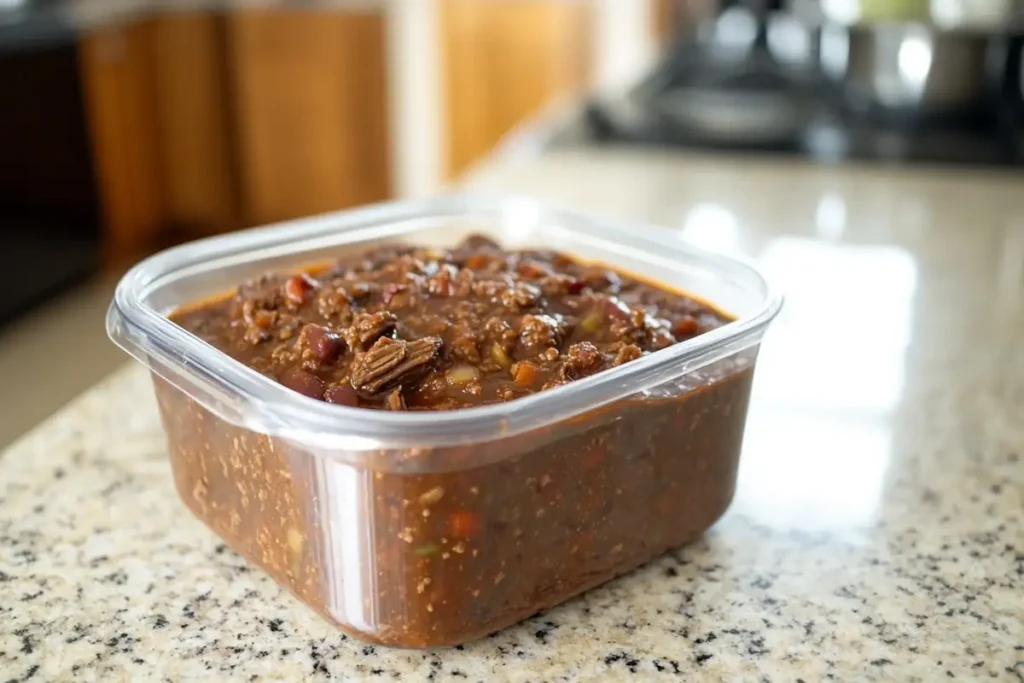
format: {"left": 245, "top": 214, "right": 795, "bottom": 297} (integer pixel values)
{"left": 78, "top": 20, "right": 166, "bottom": 259}
{"left": 79, "top": 13, "right": 238, "bottom": 262}
{"left": 441, "top": 0, "right": 593, "bottom": 178}
{"left": 78, "top": 4, "right": 595, "bottom": 260}
{"left": 150, "top": 14, "right": 238, "bottom": 237}
{"left": 227, "top": 10, "right": 390, "bottom": 225}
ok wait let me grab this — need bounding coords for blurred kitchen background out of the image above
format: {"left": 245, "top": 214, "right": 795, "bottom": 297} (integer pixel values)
{"left": 0, "top": 0, "right": 1022, "bottom": 446}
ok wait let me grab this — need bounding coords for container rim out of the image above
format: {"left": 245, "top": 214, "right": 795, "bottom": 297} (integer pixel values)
{"left": 109, "top": 192, "right": 783, "bottom": 450}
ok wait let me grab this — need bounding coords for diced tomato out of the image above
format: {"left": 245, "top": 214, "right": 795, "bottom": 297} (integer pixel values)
{"left": 449, "top": 510, "right": 482, "bottom": 538}
{"left": 283, "top": 273, "right": 316, "bottom": 304}
{"left": 464, "top": 254, "right": 490, "bottom": 270}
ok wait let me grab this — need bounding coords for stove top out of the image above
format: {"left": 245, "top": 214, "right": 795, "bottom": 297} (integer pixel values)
{"left": 561, "top": 12, "right": 1024, "bottom": 169}
{"left": 576, "top": 97, "right": 1024, "bottom": 167}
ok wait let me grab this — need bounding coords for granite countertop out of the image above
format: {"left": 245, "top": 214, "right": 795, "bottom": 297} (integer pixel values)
{"left": 2, "top": 150, "right": 1023, "bottom": 681}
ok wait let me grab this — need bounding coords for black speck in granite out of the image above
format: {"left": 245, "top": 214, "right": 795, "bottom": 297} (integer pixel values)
{"left": 834, "top": 585, "right": 863, "bottom": 601}
{"left": 11, "top": 549, "right": 36, "bottom": 566}
{"left": 102, "top": 571, "right": 128, "bottom": 585}
{"left": 425, "top": 655, "right": 444, "bottom": 680}
{"left": 4, "top": 663, "right": 40, "bottom": 683}
{"left": 64, "top": 623, "right": 89, "bottom": 644}
{"left": 602, "top": 651, "right": 641, "bottom": 674}
{"left": 309, "top": 641, "right": 329, "bottom": 677}
{"left": 694, "top": 652, "right": 714, "bottom": 665}
{"left": 533, "top": 620, "right": 557, "bottom": 644}
{"left": 748, "top": 637, "right": 769, "bottom": 657}
{"left": 104, "top": 632, "right": 138, "bottom": 654}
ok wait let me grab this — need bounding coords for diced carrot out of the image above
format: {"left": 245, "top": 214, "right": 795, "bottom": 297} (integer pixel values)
{"left": 513, "top": 362, "right": 538, "bottom": 388}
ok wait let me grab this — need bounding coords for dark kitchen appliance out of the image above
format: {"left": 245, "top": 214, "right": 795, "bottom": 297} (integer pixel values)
{"left": 0, "top": 19, "right": 102, "bottom": 328}
{"left": 574, "top": 0, "right": 1024, "bottom": 166}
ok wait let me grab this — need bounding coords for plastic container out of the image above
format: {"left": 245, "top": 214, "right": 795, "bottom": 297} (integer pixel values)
{"left": 107, "top": 194, "right": 781, "bottom": 647}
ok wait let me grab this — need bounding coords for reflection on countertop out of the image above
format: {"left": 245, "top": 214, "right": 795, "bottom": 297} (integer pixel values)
{"left": 2, "top": 149, "right": 1023, "bottom": 681}
{"left": 737, "top": 235, "right": 917, "bottom": 532}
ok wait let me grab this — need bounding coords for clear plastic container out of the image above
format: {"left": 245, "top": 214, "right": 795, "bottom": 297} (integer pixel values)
{"left": 107, "top": 194, "right": 781, "bottom": 647}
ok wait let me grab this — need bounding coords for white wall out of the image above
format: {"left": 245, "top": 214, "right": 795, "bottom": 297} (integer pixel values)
{"left": 384, "top": 0, "right": 658, "bottom": 198}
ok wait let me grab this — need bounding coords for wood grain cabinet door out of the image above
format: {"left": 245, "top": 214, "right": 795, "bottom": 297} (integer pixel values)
{"left": 227, "top": 9, "right": 391, "bottom": 226}
{"left": 150, "top": 13, "right": 239, "bottom": 238}
{"left": 441, "top": 0, "right": 593, "bottom": 179}
{"left": 79, "top": 13, "right": 239, "bottom": 259}
{"left": 78, "top": 20, "right": 165, "bottom": 259}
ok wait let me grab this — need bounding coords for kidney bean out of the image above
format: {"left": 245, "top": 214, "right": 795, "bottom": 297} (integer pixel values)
{"left": 324, "top": 384, "right": 360, "bottom": 407}
{"left": 279, "top": 367, "right": 326, "bottom": 400}
{"left": 672, "top": 317, "right": 699, "bottom": 340}
{"left": 300, "top": 323, "right": 345, "bottom": 364}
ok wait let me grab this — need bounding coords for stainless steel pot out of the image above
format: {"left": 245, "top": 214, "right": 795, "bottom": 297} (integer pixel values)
{"left": 816, "top": 0, "right": 1024, "bottom": 31}
{"left": 804, "top": 0, "right": 1024, "bottom": 119}
{"left": 843, "top": 24, "right": 993, "bottom": 114}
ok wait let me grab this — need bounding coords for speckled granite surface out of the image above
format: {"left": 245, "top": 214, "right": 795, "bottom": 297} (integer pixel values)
{"left": 2, "top": 151, "right": 1023, "bottom": 681}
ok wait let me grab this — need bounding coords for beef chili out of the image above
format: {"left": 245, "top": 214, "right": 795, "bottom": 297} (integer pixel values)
{"left": 157, "top": 234, "right": 757, "bottom": 647}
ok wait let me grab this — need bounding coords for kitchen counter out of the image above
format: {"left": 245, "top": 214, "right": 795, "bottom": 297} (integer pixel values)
{"left": 2, "top": 150, "right": 1023, "bottom": 681}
